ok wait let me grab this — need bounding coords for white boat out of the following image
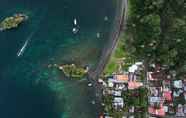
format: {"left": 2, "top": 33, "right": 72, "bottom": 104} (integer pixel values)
{"left": 88, "top": 83, "right": 92, "bottom": 87}
{"left": 72, "top": 27, "right": 79, "bottom": 34}
{"left": 17, "top": 31, "right": 34, "bottom": 57}
{"left": 104, "top": 16, "right": 108, "bottom": 21}
{"left": 74, "top": 18, "right": 77, "bottom": 26}
{"left": 17, "top": 39, "right": 29, "bottom": 57}
{"left": 96, "top": 32, "right": 100, "bottom": 38}
{"left": 72, "top": 18, "right": 79, "bottom": 34}
{"left": 91, "top": 100, "right": 95, "bottom": 104}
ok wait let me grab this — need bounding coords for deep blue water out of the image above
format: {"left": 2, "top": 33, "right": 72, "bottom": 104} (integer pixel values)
{"left": 0, "top": 0, "right": 117, "bottom": 118}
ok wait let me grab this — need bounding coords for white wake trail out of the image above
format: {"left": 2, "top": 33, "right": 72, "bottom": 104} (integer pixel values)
{"left": 17, "top": 32, "right": 35, "bottom": 57}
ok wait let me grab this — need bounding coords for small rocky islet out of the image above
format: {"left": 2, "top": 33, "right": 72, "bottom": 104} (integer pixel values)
{"left": 58, "top": 64, "right": 89, "bottom": 78}
{"left": 0, "top": 13, "right": 28, "bottom": 31}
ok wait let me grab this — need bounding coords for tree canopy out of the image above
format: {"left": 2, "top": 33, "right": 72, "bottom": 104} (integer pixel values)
{"left": 124, "top": 0, "right": 186, "bottom": 75}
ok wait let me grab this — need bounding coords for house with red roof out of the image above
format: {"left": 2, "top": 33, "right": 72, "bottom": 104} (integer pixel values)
{"left": 148, "top": 103, "right": 165, "bottom": 117}
{"left": 128, "top": 81, "right": 143, "bottom": 90}
{"left": 147, "top": 71, "right": 166, "bottom": 81}
{"left": 163, "top": 91, "right": 172, "bottom": 102}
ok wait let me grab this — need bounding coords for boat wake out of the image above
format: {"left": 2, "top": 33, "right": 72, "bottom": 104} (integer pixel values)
{"left": 17, "top": 7, "right": 49, "bottom": 58}
{"left": 17, "top": 32, "right": 35, "bottom": 57}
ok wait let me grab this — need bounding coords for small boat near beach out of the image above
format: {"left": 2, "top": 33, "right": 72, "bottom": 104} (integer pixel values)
{"left": 88, "top": 83, "right": 92, "bottom": 87}
{"left": 104, "top": 16, "right": 108, "bottom": 21}
{"left": 91, "top": 100, "right": 96, "bottom": 105}
{"left": 96, "top": 32, "right": 100, "bottom": 38}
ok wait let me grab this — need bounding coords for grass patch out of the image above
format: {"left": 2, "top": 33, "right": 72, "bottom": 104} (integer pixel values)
{"left": 104, "top": 33, "right": 126, "bottom": 75}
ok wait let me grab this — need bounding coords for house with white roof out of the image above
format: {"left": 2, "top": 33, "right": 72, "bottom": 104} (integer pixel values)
{"left": 113, "top": 97, "right": 124, "bottom": 110}
{"left": 113, "top": 90, "right": 122, "bottom": 97}
{"left": 173, "top": 89, "right": 183, "bottom": 97}
{"left": 173, "top": 80, "right": 183, "bottom": 89}
{"left": 176, "top": 104, "right": 185, "bottom": 117}
{"left": 184, "top": 104, "right": 186, "bottom": 114}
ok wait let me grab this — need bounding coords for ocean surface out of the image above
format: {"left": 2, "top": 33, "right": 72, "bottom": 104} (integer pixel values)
{"left": 0, "top": 0, "right": 117, "bottom": 118}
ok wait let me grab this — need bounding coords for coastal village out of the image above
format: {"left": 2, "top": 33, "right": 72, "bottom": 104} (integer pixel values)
{"left": 96, "top": 0, "right": 186, "bottom": 118}
{"left": 98, "top": 62, "right": 186, "bottom": 118}
{"left": 0, "top": 0, "right": 185, "bottom": 118}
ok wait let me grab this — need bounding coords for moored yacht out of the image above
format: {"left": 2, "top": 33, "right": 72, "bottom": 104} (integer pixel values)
{"left": 72, "top": 18, "right": 79, "bottom": 34}
{"left": 74, "top": 18, "right": 77, "bottom": 26}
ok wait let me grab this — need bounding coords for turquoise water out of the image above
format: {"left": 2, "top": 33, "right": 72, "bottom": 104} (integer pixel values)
{"left": 0, "top": 0, "right": 117, "bottom": 118}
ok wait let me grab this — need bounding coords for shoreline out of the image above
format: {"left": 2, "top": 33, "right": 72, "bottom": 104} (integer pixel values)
{"left": 88, "top": 0, "right": 128, "bottom": 80}
{"left": 86, "top": 0, "right": 128, "bottom": 113}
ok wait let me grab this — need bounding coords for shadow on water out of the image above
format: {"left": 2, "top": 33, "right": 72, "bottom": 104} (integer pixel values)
{"left": 0, "top": 78, "right": 65, "bottom": 118}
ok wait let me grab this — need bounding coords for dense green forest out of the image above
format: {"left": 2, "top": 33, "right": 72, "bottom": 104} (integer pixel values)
{"left": 124, "top": 0, "right": 186, "bottom": 76}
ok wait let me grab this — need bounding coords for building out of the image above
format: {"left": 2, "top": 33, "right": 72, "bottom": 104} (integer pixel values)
{"left": 176, "top": 104, "right": 185, "bottom": 117}
{"left": 113, "top": 97, "right": 124, "bottom": 110}
{"left": 163, "top": 91, "right": 172, "bottom": 102}
{"left": 162, "top": 80, "right": 171, "bottom": 91}
{"left": 150, "top": 87, "right": 163, "bottom": 97}
{"left": 129, "top": 106, "right": 135, "bottom": 113}
{"left": 113, "top": 90, "right": 122, "bottom": 97}
{"left": 147, "top": 71, "right": 166, "bottom": 81}
{"left": 108, "top": 73, "right": 142, "bottom": 90}
{"left": 183, "top": 80, "right": 186, "bottom": 91}
{"left": 184, "top": 92, "right": 186, "bottom": 100}
{"left": 149, "top": 96, "right": 164, "bottom": 106}
{"left": 173, "top": 80, "right": 183, "bottom": 89}
{"left": 163, "top": 106, "right": 168, "bottom": 113}
{"left": 148, "top": 103, "right": 165, "bottom": 117}
{"left": 173, "top": 89, "right": 183, "bottom": 98}
{"left": 184, "top": 104, "right": 186, "bottom": 114}
{"left": 128, "top": 81, "right": 143, "bottom": 90}
{"left": 107, "top": 74, "right": 128, "bottom": 91}
{"left": 113, "top": 74, "right": 129, "bottom": 83}
{"left": 168, "top": 103, "right": 175, "bottom": 114}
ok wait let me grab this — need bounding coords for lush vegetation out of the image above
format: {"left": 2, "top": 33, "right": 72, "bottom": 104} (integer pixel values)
{"left": 103, "top": 88, "right": 148, "bottom": 117}
{"left": 103, "top": 0, "right": 186, "bottom": 117}
{"left": 124, "top": 0, "right": 186, "bottom": 76}
{"left": 0, "top": 14, "right": 28, "bottom": 31}
{"left": 104, "top": 33, "right": 136, "bottom": 75}
{"left": 103, "top": 95, "right": 126, "bottom": 117}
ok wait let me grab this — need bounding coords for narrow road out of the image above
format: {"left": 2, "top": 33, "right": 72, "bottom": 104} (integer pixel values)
{"left": 88, "top": 0, "right": 128, "bottom": 79}
{"left": 86, "top": 0, "right": 128, "bottom": 102}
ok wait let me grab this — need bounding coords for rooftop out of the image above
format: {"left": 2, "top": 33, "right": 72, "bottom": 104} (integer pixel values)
{"left": 148, "top": 105, "right": 165, "bottom": 117}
